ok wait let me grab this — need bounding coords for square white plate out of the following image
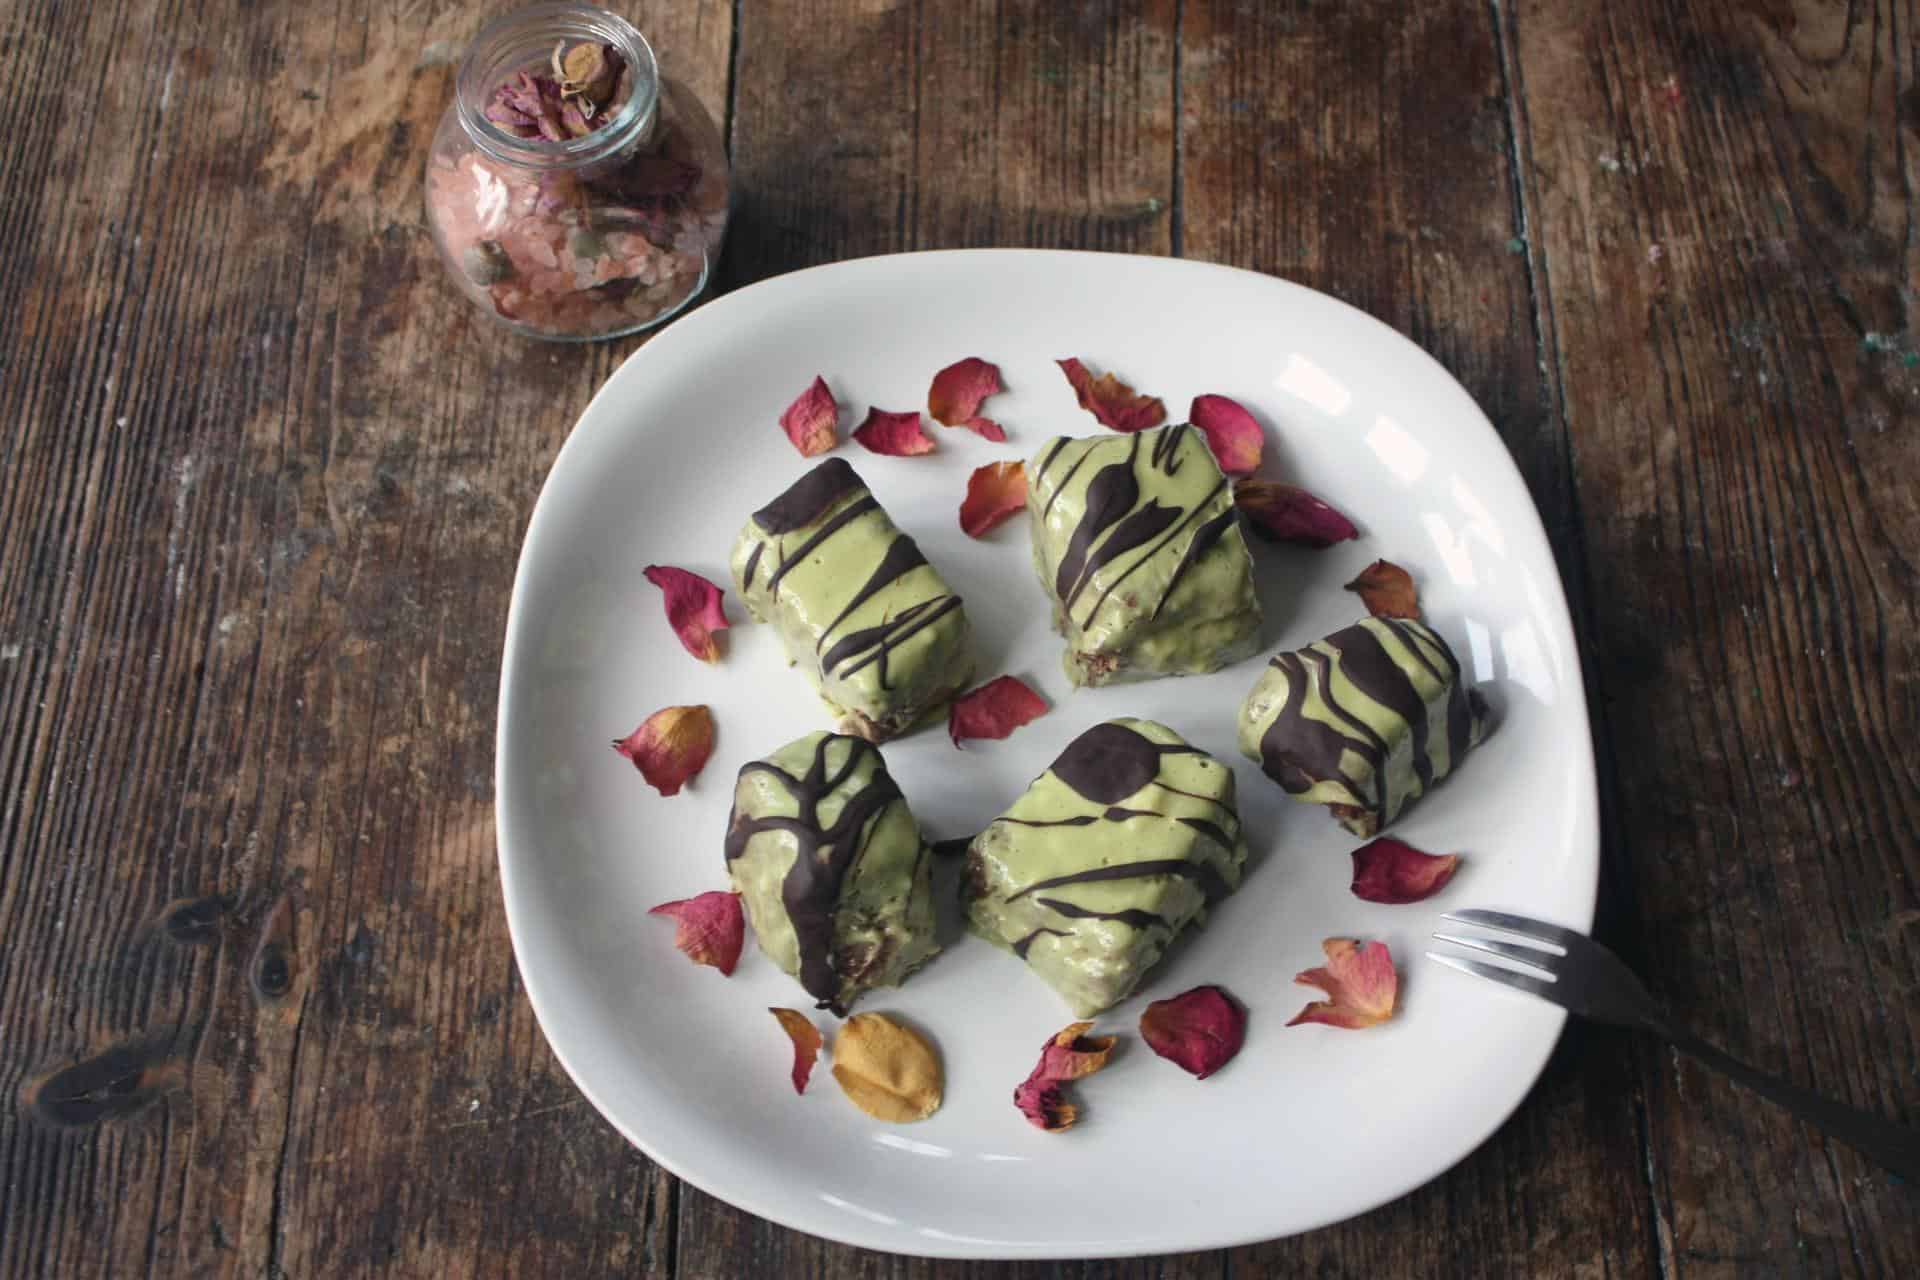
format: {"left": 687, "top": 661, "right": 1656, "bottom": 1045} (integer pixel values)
{"left": 496, "top": 249, "right": 1597, "bottom": 1258}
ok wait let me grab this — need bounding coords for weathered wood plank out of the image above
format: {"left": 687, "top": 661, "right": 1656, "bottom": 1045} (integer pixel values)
{"left": 1507, "top": 0, "right": 1920, "bottom": 1274}
{"left": 0, "top": 1, "right": 730, "bottom": 1277}
{"left": 1177, "top": 2, "right": 1659, "bottom": 1276}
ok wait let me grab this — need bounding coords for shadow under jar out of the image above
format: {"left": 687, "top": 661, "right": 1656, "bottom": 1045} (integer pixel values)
{"left": 426, "top": 3, "right": 730, "bottom": 342}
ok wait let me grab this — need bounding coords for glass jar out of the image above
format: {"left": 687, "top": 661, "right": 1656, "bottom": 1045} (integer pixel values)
{"left": 425, "top": 3, "right": 730, "bottom": 342}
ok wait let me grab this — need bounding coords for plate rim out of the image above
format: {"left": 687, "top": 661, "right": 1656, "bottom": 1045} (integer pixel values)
{"left": 494, "top": 247, "right": 1598, "bottom": 1258}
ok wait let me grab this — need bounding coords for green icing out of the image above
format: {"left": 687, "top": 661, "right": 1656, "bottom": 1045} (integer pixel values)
{"left": 1236, "top": 616, "right": 1489, "bottom": 836}
{"left": 1025, "top": 425, "right": 1261, "bottom": 687}
{"left": 731, "top": 476, "right": 973, "bottom": 739}
{"left": 725, "top": 732, "right": 940, "bottom": 1010}
{"left": 963, "top": 717, "right": 1247, "bottom": 1016}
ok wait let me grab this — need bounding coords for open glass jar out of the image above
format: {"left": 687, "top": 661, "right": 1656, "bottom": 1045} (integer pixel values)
{"left": 425, "top": 4, "right": 730, "bottom": 342}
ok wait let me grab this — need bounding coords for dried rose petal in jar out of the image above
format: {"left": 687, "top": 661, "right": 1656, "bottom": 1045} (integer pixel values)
{"left": 425, "top": 3, "right": 730, "bottom": 342}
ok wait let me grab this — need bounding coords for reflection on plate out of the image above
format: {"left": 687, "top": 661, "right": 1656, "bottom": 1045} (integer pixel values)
{"left": 496, "top": 250, "right": 1596, "bottom": 1258}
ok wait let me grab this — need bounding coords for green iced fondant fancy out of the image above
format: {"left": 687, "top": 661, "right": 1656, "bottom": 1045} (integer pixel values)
{"left": 724, "top": 732, "right": 940, "bottom": 1013}
{"left": 963, "top": 717, "right": 1248, "bottom": 1016}
{"left": 730, "top": 458, "right": 974, "bottom": 740}
{"left": 1235, "top": 615, "right": 1490, "bottom": 837}
{"left": 1026, "top": 424, "right": 1262, "bottom": 687}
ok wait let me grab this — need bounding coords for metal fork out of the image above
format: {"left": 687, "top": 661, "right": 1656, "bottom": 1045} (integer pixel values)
{"left": 1430, "top": 908, "right": 1920, "bottom": 1181}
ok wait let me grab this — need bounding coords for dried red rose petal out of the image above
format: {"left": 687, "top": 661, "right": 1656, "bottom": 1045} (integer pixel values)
{"left": 928, "top": 357, "right": 1007, "bottom": 442}
{"left": 1287, "top": 938, "right": 1398, "bottom": 1029}
{"left": 1344, "top": 559, "right": 1419, "bottom": 619}
{"left": 958, "top": 460, "right": 1028, "bottom": 538}
{"left": 647, "top": 891, "right": 745, "bottom": 976}
{"left": 852, "top": 408, "right": 936, "bottom": 457}
{"left": 1233, "top": 480, "right": 1359, "bottom": 548}
{"left": 779, "top": 376, "right": 839, "bottom": 457}
{"left": 1014, "top": 1020, "right": 1117, "bottom": 1132}
{"left": 1350, "top": 837, "right": 1461, "bottom": 904}
{"left": 769, "top": 1008, "right": 823, "bottom": 1094}
{"left": 1139, "top": 985, "right": 1246, "bottom": 1079}
{"left": 643, "top": 565, "right": 730, "bottom": 662}
{"left": 1057, "top": 358, "right": 1165, "bottom": 433}
{"left": 611, "top": 705, "right": 716, "bottom": 796}
{"left": 1188, "top": 395, "right": 1263, "bottom": 476}
{"left": 948, "top": 675, "right": 1048, "bottom": 747}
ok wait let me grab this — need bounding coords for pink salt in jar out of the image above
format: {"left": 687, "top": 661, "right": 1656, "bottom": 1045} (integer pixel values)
{"left": 425, "top": 3, "right": 729, "bottom": 341}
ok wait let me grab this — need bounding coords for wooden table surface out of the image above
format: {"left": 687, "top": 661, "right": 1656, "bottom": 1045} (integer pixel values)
{"left": 3, "top": 0, "right": 1917, "bottom": 1275}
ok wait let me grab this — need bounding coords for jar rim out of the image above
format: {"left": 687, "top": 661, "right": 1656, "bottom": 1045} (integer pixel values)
{"left": 455, "top": 2, "right": 659, "bottom": 170}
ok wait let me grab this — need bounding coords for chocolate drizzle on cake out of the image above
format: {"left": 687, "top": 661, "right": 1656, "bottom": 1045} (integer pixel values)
{"left": 725, "top": 734, "right": 907, "bottom": 1010}
{"left": 753, "top": 457, "right": 863, "bottom": 533}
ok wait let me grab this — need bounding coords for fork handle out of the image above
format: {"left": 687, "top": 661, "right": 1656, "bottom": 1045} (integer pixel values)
{"left": 1665, "top": 1029, "right": 1920, "bottom": 1181}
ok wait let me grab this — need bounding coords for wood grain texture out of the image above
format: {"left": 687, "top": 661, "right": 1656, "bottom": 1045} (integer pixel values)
{"left": 1508, "top": 0, "right": 1920, "bottom": 1274}
{"left": 0, "top": 1, "right": 727, "bottom": 1277}
{"left": 2, "top": 0, "right": 1917, "bottom": 1275}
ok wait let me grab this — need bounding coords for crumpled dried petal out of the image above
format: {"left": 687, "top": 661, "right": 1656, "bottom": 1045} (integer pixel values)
{"left": 769, "top": 1008, "right": 824, "bottom": 1095}
{"left": 1344, "top": 559, "right": 1420, "bottom": 619}
{"left": 643, "top": 565, "right": 730, "bottom": 662}
{"left": 1287, "top": 938, "right": 1398, "bottom": 1029}
{"left": 1188, "top": 395, "right": 1263, "bottom": 475}
{"left": 558, "top": 41, "right": 621, "bottom": 106}
{"left": 852, "top": 408, "right": 936, "bottom": 457}
{"left": 1014, "top": 1021, "right": 1117, "bottom": 1132}
{"left": 647, "top": 891, "right": 745, "bottom": 976}
{"left": 779, "top": 376, "right": 839, "bottom": 457}
{"left": 1139, "top": 985, "right": 1246, "bottom": 1079}
{"left": 958, "top": 460, "right": 1028, "bottom": 538}
{"left": 830, "top": 1013, "right": 943, "bottom": 1122}
{"left": 948, "top": 675, "right": 1048, "bottom": 747}
{"left": 928, "top": 357, "right": 1007, "bottom": 441}
{"left": 1350, "top": 837, "right": 1461, "bottom": 904}
{"left": 485, "top": 71, "right": 570, "bottom": 142}
{"left": 1234, "top": 480, "right": 1360, "bottom": 548}
{"left": 611, "top": 705, "right": 715, "bottom": 796}
{"left": 1057, "top": 358, "right": 1166, "bottom": 433}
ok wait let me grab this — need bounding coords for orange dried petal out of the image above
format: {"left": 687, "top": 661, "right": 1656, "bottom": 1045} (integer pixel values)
{"left": 1188, "top": 394, "right": 1263, "bottom": 475}
{"left": 1139, "top": 985, "right": 1245, "bottom": 1079}
{"left": 830, "top": 1012, "right": 943, "bottom": 1122}
{"left": 1350, "top": 837, "right": 1461, "bottom": 904}
{"left": 928, "top": 357, "right": 1007, "bottom": 441}
{"left": 948, "top": 675, "right": 1047, "bottom": 747}
{"left": 852, "top": 408, "right": 936, "bottom": 457}
{"left": 1287, "top": 938, "right": 1398, "bottom": 1029}
{"left": 1234, "top": 479, "right": 1359, "bottom": 548}
{"left": 769, "top": 1007, "right": 823, "bottom": 1094}
{"left": 1343, "top": 559, "right": 1419, "bottom": 619}
{"left": 647, "top": 890, "right": 744, "bottom": 976}
{"left": 643, "top": 565, "right": 730, "bottom": 661}
{"left": 1057, "top": 357, "right": 1165, "bottom": 433}
{"left": 779, "top": 376, "right": 839, "bottom": 457}
{"left": 1014, "top": 1020, "right": 1117, "bottom": 1131}
{"left": 958, "top": 460, "right": 1028, "bottom": 539}
{"left": 611, "top": 704, "right": 715, "bottom": 796}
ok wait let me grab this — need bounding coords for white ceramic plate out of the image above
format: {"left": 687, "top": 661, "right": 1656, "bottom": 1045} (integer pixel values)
{"left": 496, "top": 250, "right": 1597, "bottom": 1258}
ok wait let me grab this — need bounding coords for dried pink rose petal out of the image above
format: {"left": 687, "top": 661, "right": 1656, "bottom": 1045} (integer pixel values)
{"left": 780, "top": 376, "right": 839, "bottom": 457}
{"left": 643, "top": 565, "right": 730, "bottom": 662}
{"left": 929, "top": 358, "right": 1007, "bottom": 442}
{"left": 1287, "top": 938, "right": 1398, "bottom": 1029}
{"left": 1013, "top": 1021, "right": 1118, "bottom": 1132}
{"left": 1188, "top": 395, "right": 1263, "bottom": 475}
{"left": 1350, "top": 837, "right": 1461, "bottom": 904}
{"left": 959, "top": 460, "right": 1028, "bottom": 538}
{"left": 648, "top": 891, "right": 745, "bottom": 976}
{"left": 948, "top": 676, "right": 1048, "bottom": 747}
{"left": 1234, "top": 480, "right": 1360, "bottom": 548}
{"left": 1056, "top": 358, "right": 1165, "bottom": 433}
{"left": 612, "top": 706, "right": 715, "bottom": 796}
{"left": 1139, "top": 985, "right": 1246, "bottom": 1079}
{"left": 852, "top": 409, "right": 936, "bottom": 457}
{"left": 769, "top": 1008, "right": 823, "bottom": 1094}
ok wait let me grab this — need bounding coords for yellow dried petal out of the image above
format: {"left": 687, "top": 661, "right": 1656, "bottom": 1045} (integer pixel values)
{"left": 830, "top": 1012, "right": 942, "bottom": 1123}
